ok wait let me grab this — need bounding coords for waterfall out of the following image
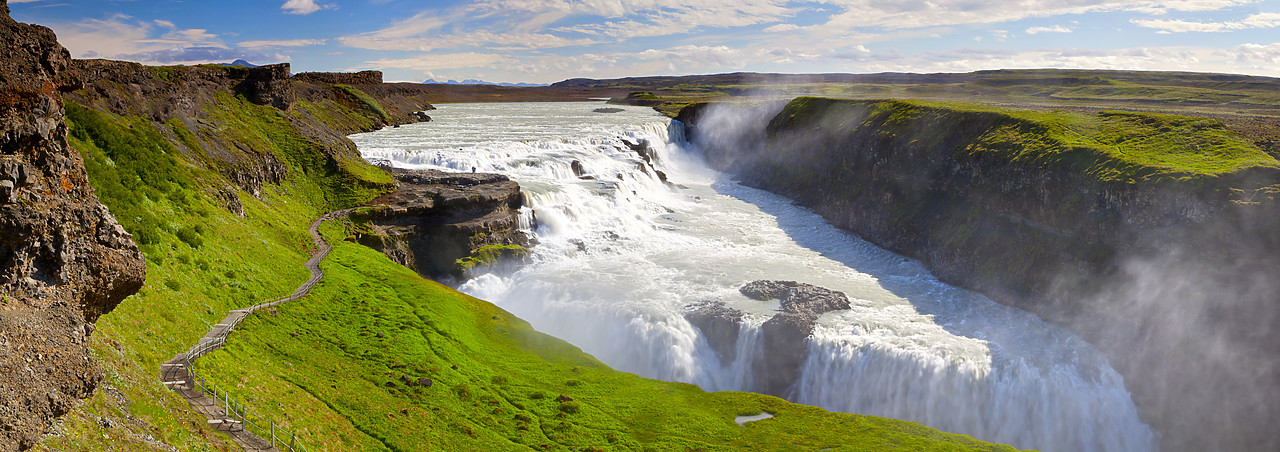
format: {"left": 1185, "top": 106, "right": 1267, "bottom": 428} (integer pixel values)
{"left": 351, "top": 102, "right": 1157, "bottom": 452}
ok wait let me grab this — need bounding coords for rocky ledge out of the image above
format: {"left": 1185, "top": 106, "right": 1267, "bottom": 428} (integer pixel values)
{"left": 687, "top": 280, "right": 850, "bottom": 397}
{"left": 352, "top": 168, "right": 529, "bottom": 283}
{"left": 0, "top": 2, "right": 146, "bottom": 449}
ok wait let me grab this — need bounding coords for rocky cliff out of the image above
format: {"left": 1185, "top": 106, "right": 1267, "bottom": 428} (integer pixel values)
{"left": 65, "top": 60, "right": 434, "bottom": 203}
{"left": 680, "top": 97, "right": 1280, "bottom": 451}
{"left": 351, "top": 168, "right": 528, "bottom": 283}
{"left": 0, "top": 3, "right": 146, "bottom": 449}
{"left": 293, "top": 71, "right": 384, "bottom": 85}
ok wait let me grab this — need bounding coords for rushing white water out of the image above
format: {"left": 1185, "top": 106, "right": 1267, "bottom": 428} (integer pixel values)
{"left": 351, "top": 102, "right": 1157, "bottom": 452}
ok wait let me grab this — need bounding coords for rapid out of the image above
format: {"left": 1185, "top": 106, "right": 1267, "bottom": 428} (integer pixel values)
{"left": 351, "top": 102, "right": 1157, "bottom": 452}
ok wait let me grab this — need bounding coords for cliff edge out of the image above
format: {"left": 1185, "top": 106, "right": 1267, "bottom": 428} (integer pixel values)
{"left": 0, "top": 2, "right": 146, "bottom": 449}
{"left": 352, "top": 168, "right": 528, "bottom": 284}
{"left": 681, "top": 97, "right": 1280, "bottom": 451}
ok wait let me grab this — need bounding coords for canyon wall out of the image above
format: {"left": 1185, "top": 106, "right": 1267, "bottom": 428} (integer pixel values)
{"left": 293, "top": 70, "right": 384, "bottom": 85}
{"left": 679, "top": 98, "right": 1280, "bottom": 451}
{"left": 351, "top": 169, "right": 528, "bottom": 284}
{"left": 0, "top": 4, "right": 146, "bottom": 449}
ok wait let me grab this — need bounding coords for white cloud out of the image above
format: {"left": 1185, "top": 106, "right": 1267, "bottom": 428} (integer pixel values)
{"left": 328, "top": 0, "right": 1280, "bottom": 82}
{"left": 1225, "top": 42, "right": 1280, "bottom": 65}
{"left": 809, "top": 0, "right": 1253, "bottom": 31}
{"left": 53, "top": 14, "right": 168, "bottom": 59}
{"left": 1131, "top": 12, "right": 1280, "bottom": 32}
{"left": 359, "top": 52, "right": 507, "bottom": 71}
{"left": 823, "top": 44, "right": 1253, "bottom": 76}
{"left": 43, "top": 14, "right": 289, "bottom": 65}
{"left": 282, "top": 0, "right": 333, "bottom": 15}
{"left": 239, "top": 39, "right": 328, "bottom": 49}
{"left": 342, "top": 31, "right": 598, "bottom": 52}
{"left": 1026, "top": 25, "right": 1073, "bottom": 34}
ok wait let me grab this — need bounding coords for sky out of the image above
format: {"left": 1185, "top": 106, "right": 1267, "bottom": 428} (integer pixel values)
{"left": 8, "top": 0, "right": 1280, "bottom": 84}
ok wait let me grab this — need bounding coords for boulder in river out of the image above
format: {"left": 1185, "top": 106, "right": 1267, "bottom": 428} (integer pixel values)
{"left": 684, "top": 280, "right": 851, "bottom": 397}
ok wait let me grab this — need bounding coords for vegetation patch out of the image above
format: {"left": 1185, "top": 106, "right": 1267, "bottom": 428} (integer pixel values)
{"left": 334, "top": 84, "right": 393, "bottom": 125}
{"left": 40, "top": 94, "right": 395, "bottom": 451}
{"left": 455, "top": 244, "right": 529, "bottom": 273}
{"left": 770, "top": 96, "right": 1280, "bottom": 183}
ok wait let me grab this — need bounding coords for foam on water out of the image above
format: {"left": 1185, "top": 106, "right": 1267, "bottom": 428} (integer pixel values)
{"left": 351, "top": 102, "right": 1156, "bottom": 452}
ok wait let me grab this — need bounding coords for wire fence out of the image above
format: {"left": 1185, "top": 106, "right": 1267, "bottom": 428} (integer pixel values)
{"left": 180, "top": 307, "right": 311, "bottom": 452}
{"left": 164, "top": 210, "right": 348, "bottom": 452}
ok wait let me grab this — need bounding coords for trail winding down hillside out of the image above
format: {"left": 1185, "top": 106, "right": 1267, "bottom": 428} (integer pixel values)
{"left": 158, "top": 210, "right": 350, "bottom": 452}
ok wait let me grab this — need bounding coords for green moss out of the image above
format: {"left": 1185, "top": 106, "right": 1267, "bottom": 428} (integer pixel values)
{"left": 201, "top": 92, "right": 394, "bottom": 208}
{"left": 66, "top": 103, "right": 196, "bottom": 246}
{"left": 335, "top": 84, "right": 393, "bottom": 124}
{"left": 455, "top": 244, "right": 529, "bottom": 272}
{"left": 772, "top": 97, "right": 1280, "bottom": 183}
{"left": 148, "top": 65, "right": 186, "bottom": 84}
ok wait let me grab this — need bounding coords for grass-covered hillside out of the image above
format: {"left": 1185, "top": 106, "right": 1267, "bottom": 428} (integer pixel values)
{"left": 35, "top": 77, "right": 1023, "bottom": 450}
{"left": 195, "top": 221, "right": 1020, "bottom": 451}
{"left": 36, "top": 83, "right": 393, "bottom": 451}
{"left": 768, "top": 97, "right": 1280, "bottom": 184}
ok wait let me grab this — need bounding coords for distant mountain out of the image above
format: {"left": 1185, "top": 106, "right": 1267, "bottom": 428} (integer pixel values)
{"left": 423, "top": 78, "right": 548, "bottom": 87}
{"left": 222, "top": 59, "right": 257, "bottom": 68}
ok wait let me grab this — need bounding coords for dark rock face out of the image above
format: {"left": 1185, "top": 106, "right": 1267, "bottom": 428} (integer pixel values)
{"left": 65, "top": 62, "right": 429, "bottom": 206}
{"left": 681, "top": 99, "right": 1280, "bottom": 451}
{"left": 685, "top": 301, "right": 743, "bottom": 362}
{"left": 621, "top": 137, "right": 652, "bottom": 164}
{"left": 686, "top": 281, "right": 850, "bottom": 397}
{"left": 354, "top": 168, "right": 528, "bottom": 282}
{"left": 741, "top": 280, "right": 851, "bottom": 315}
{"left": 0, "top": 4, "right": 146, "bottom": 449}
{"left": 66, "top": 59, "right": 296, "bottom": 198}
{"left": 238, "top": 63, "right": 295, "bottom": 111}
{"left": 292, "top": 71, "right": 384, "bottom": 85}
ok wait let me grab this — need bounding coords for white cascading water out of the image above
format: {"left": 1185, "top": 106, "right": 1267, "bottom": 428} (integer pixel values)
{"left": 351, "top": 102, "right": 1157, "bottom": 452}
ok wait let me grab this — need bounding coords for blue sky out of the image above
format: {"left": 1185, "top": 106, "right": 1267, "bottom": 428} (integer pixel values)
{"left": 9, "top": 0, "right": 1280, "bottom": 83}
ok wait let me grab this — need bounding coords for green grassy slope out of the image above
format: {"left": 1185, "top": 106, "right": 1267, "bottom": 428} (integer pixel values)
{"left": 770, "top": 97, "right": 1279, "bottom": 183}
{"left": 36, "top": 90, "right": 391, "bottom": 451}
{"left": 196, "top": 221, "right": 1020, "bottom": 451}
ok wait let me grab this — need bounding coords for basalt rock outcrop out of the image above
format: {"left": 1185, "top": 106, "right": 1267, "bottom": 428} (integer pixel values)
{"left": 65, "top": 61, "right": 432, "bottom": 202}
{"left": 67, "top": 60, "right": 298, "bottom": 198}
{"left": 686, "top": 281, "right": 850, "bottom": 397}
{"left": 353, "top": 168, "right": 529, "bottom": 283}
{"left": 0, "top": 4, "right": 146, "bottom": 449}
{"left": 680, "top": 98, "right": 1280, "bottom": 451}
{"left": 293, "top": 71, "right": 384, "bottom": 85}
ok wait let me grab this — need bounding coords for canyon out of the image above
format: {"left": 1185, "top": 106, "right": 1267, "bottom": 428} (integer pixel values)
{"left": 678, "top": 97, "right": 1280, "bottom": 451}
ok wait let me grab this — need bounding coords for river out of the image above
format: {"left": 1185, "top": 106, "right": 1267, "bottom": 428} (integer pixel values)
{"left": 350, "top": 102, "right": 1156, "bottom": 452}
